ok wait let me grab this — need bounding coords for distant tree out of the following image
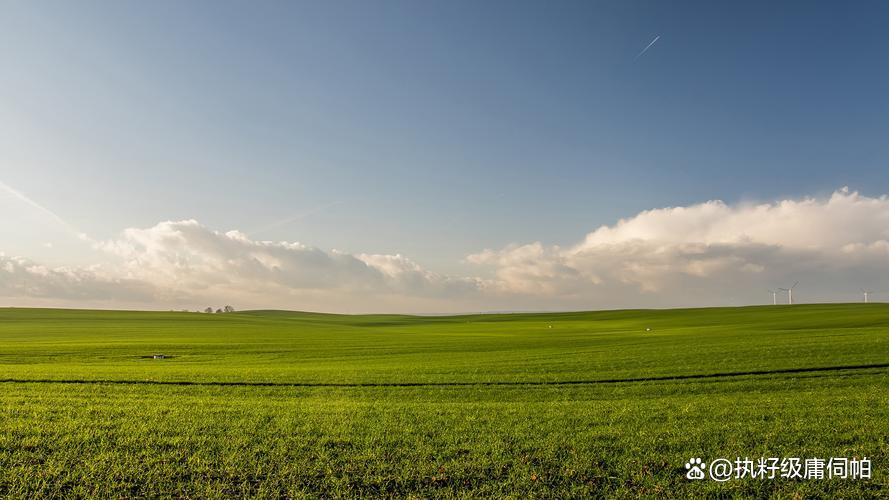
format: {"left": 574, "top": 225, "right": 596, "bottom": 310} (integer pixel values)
{"left": 204, "top": 307, "right": 213, "bottom": 314}
{"left": 223, "top": 305, "right": 235, "bottom": 313}
{"left": 215, "top": 308, "right": 223, "bottom": 314}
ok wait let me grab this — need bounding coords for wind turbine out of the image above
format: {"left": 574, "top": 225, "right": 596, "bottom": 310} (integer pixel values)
{"left": 778, "top": 281, "right": 799, "bottom": 304}
{"left": 861, "top": 289, "right": 874, "bottom": 303}
{"left": 768, "top": 290, "right": 777, "bottom": 305}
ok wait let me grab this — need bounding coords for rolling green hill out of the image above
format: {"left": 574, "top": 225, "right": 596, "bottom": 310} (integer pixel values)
{"left": 0, "top": 305, "right": 886, "bottom": 496}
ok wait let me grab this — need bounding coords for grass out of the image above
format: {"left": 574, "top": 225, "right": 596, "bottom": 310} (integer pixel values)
{"left": 0, "top": 304, "right": 886, "bottom": 497}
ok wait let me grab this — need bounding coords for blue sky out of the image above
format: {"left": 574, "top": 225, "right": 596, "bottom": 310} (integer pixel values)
{"left": 2, "top": 1, "right": 889, "bottom": 311}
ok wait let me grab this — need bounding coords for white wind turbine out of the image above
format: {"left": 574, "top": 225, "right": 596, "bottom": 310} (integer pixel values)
{"left": 768, "top": 289, "right": 777, "bottom": 305}
{"left": 778, "top": 281, "right": 799, "bottom": 305}
{"left": 861, "top": 289, "right": 875, "bottom": 303}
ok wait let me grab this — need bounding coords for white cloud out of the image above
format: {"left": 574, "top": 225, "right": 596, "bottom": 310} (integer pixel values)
{"left": 467, "top": 188, "right": 889, "bottom": 306}
{"left": 577, "top": 187, "right": 889, "bottom": 250}
{"left": 88, "top": 220, "right": 480, "bottom": 310}
{"left": 0, "top": 253, "right": 155, "bottom": 302}
{"left": 3, "top": 188, "right": 889, "bottom": 311}
{"left": 1, "top": 220, "right": 484, "bottom": 311}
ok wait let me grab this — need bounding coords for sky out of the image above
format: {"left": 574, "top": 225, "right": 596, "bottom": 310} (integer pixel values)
{"left": 2, "top": 1, "right": 889, "bottom": 312}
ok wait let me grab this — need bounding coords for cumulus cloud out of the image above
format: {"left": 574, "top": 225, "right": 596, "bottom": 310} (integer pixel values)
{"left": 468, "top": 188, "right": 889, "bottom": 306}
{"left": 100, "top": 220, "right": 387, "bottom": 292}
{"left": 577, "top": 187, "right": 889, "bottom": 249}
{"left": 1, "top": 220, "right": 483, "bottom": 311}
{"left": 0, "top": 254, "right": 155, "bottom": 302}
{"left": 94, "top": 220, "right": 480, "bottom": 309}
{"left": 3, "top": 188, "right": 889, "bottom": 311}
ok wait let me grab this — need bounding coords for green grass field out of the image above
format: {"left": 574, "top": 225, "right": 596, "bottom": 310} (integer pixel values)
{"left": 0, "top": 304, "right": 886, "bottom": 497}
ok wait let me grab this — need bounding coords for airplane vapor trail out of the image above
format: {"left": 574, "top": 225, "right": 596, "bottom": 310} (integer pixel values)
{"left": 635, "top": 35, "right": 660, "bottom": 59}
{"left": 0, "top": 179, "right": 92, "bottom": 241}
{"left": 252, "top": 200, "right": 345, "bottom": 235}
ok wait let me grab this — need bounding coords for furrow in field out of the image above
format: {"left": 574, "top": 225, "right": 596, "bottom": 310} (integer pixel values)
{"left": 0, "top": 362, "right": 886, "bottom": 388}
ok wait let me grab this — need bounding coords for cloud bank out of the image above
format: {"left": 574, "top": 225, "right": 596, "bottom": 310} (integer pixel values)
{"left": 3, "top": 188, "right": 889, "bottom": 311}
{"left": 467, "top": 188, "right": 889, "bottom": 307}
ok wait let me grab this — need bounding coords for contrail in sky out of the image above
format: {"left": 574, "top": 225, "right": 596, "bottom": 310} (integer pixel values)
{"left": 252, "top": 200, "right": 345, "bottom": 235}
{"left": 0, "top": 179, "right": 92, "bottom": 242}
{"left": 635, "top": 35, "right": 660, "bottom": 59}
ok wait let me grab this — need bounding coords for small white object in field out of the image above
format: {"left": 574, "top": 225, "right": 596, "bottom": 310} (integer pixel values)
{"left": 548, "top": 325, "right": 552, "bottom": 328}
{"left": 645, "top": 327, "right": 651, "bottom": 332}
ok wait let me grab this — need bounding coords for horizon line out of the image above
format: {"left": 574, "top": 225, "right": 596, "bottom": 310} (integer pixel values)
{"left": 2, "top": 301, "right": 884, "bottom": 318}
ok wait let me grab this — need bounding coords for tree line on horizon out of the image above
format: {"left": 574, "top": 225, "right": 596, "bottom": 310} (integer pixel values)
{"left": 199, "top": 305, "right": 235, "bottom": 314}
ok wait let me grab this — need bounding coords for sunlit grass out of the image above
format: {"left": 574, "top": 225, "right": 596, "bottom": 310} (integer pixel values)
{"left": 0, "top": 305, "right": 886, "bottom": 496}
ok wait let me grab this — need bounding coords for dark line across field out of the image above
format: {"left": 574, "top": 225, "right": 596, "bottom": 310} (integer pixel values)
{"left": 1, "top": 363, "right": 886, "bottom": 388}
